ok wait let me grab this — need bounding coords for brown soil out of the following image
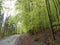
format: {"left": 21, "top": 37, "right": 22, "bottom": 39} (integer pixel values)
{"left": 15, "top": 29, "right": 60, "bottom": 45}
{"left": 37, "top": 29, "right": 60, "bottom": 45}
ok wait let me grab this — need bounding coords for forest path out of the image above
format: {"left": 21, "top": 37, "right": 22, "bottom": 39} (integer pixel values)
{"left": 0, "top": 34, "right": 20, "bottom": 45}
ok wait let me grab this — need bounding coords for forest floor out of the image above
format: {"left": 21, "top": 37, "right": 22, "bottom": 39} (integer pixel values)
{"left": 0, "top": 29, "right": 60, "bottom": 45}
{"left": 35, "top": 29, "right": 60, "bottom": 45}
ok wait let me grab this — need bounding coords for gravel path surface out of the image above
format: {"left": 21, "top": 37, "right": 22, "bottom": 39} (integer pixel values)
{"left": 0, "top": 35, "right": 20, "bottom": 45}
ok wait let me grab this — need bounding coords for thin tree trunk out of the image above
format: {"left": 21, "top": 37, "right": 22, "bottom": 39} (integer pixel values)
{"left": 45, "top": 0, "right": 56, "bottom": 40}
{"left": 52, "top": 0, "right": 59, "bottom": 24}
{"left": 58, "top": 0, "right": 60, "bottom": 5}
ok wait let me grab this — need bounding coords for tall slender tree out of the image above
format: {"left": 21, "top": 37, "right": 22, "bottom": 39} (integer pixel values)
{"left": 52, "top": 0, "right": 59, "bottom": 25}
{"left": 45, "top": 0, "right": 56, "bottom": 40}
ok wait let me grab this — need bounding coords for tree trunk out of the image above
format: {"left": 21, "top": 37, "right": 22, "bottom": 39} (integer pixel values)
{"left": 45, "top": 0, "right": 56, "bottom": 40}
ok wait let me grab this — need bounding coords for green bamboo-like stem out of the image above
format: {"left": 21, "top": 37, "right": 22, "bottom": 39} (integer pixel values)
{"left": 52, "top": 0, "right": 59, "bottom": 25}
{"left": 45, "top": 0, "right": 56, "bottom": 40}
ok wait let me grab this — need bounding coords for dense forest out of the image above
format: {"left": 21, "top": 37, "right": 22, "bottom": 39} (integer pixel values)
{"left": 0, "top": 0, "right": 60, "bottom": 45}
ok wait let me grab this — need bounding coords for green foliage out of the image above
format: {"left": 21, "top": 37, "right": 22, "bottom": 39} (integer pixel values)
{"left": 15, "top": 0, "right": 60, "bottom": 33}
{"left": 16, "top": 0, "right": 50, "bottom": 33}
{"left": 0, "top": 0, "right": 60, "bottom": 38}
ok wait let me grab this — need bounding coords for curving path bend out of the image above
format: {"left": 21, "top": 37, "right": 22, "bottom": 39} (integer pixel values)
{"left": 0, "top": 35, "right": 20, "bottom": 45}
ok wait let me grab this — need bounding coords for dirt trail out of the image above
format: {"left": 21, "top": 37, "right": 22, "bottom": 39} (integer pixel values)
{"left": 0, "top": 35, "right": 20, "bottom": 45}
